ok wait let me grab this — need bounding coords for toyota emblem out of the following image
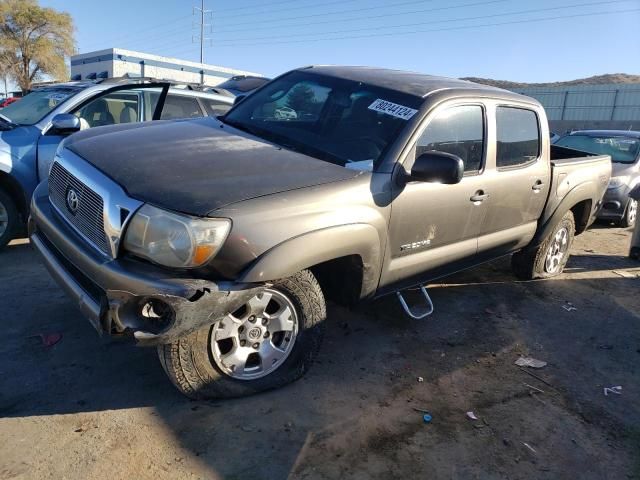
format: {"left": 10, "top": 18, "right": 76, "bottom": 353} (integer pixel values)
{"left": 66, "top": 188, "right": 79, "bottom": 213}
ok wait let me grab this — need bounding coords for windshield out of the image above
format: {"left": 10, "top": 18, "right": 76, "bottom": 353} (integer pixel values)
{"left": 1, "top": 87, "right": 77, "bottom": 125}
{"left": 222, "top": 71, "right": 422, "bottom": 167}
{"left": 555, "top": 134, "right": 640, "bottom": 164}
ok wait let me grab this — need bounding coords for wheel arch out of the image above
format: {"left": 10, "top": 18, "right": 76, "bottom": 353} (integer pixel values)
{"left": 0, "top": 171, "right": 28, "bottom": 220}
{"left": 239, "top": 224, "right": 382, "bottom": 300}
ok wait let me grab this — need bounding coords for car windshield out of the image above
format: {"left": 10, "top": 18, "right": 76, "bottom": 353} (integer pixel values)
{"left": 555, "top": 134, "right": 640, "bottom": 164}
{"left": 222, "top": 71, "right": 422, "bottom": 167}
{"left": 1, "top": 87, "right": 78, "bottom": 125}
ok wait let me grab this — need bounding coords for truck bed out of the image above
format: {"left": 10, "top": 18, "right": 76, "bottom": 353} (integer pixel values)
{"left": 540, "top": 145, "right": 612, "bottom": 230}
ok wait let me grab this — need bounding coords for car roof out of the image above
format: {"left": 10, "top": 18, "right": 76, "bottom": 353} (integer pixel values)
{"left": 298, "top": 65, "right": 529, "bottom": 101}
{"left": 567, "top": 130, "right": 640, "bottom": 139}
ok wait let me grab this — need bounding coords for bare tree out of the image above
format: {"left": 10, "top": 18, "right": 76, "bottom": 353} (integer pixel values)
{"left": 0, "top": 0, "right": 76, "bottom": 93}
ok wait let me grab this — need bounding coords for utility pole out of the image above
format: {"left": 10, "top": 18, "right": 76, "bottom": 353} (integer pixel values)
{"left": 193, "top": 0, "right": 212, "bottom": 64}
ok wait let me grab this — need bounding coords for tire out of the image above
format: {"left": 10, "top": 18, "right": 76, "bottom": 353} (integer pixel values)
{"left": 512, "top": 210, "right": 575, "bottom": 280}
{"left": 0, "top": 189, "right": 18, "bottom": 251}
{"left": 158, "top": 269, "right": 326, "bottom": 399}
{"left": 619, "top": 198, "right": 637, "bottom": 228}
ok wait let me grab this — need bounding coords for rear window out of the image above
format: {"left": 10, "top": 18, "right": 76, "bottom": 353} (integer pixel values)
{"left": 160, "top": 95, "right": 204, "bottom": 120}
{"left": 496, "top": 107, "right": 540, "bottom": 168}
{"left": 555, "top": 134, "right": 639, "bottom": 164}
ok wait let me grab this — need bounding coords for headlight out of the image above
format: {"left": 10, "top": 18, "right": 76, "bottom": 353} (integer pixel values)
{"left": 608, "top": 176, "right": 630, "bottom": 189}
{"left": 123, "top": 204, "right": 231, "bottom": 268}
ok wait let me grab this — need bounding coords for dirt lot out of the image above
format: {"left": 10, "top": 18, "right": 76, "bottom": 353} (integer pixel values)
{"left": 1, "top": 225, "right": 639, "bottom": 480}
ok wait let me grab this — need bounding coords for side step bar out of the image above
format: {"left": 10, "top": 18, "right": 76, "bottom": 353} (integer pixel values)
{"left": 396, "top": 285, "right": 434, "bottom": 319}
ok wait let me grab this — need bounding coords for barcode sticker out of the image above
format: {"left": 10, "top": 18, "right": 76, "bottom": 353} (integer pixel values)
{"left": 368, "top": 99, "right": 418, "bottom": 120}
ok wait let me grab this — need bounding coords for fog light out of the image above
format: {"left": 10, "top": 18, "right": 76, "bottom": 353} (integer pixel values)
{"left": 139, "top": 298, "right": 174, "bottom": 332}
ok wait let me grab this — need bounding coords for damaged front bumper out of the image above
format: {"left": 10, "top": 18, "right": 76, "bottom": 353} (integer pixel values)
{"left": 29, "top": 183, "right": 263, "bottom": 346}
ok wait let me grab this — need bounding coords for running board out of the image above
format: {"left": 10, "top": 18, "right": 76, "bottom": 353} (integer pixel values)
{"left": 396, "top": 285, "right": 434, "bottom": 319}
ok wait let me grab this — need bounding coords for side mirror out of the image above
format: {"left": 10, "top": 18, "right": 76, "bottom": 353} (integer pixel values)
{"left": 410, "top": 151, "right": 464, "bottom": 184}
{"left": 50, "top": 114, "right": 81, "bottom": 136}
{"left": 233, "top": 94, "right": 247, "bottom": 106}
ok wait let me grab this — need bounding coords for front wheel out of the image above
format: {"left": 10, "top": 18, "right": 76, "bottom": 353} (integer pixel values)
{"left": 0, "top": 189, "right": 18, "bottom": 251}
{"left": 620, "top": 198, "right": 637, "bottom": 228}
{"left": 158, "top": 269, "right": 326, "bottom": 399}
{"left": 512, "top": 210, "right": 575, "bottom": 280}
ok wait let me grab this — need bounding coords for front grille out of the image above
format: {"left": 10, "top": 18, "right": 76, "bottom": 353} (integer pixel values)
{"left": 49, "top": 162, "right": 110, "bottom": 256}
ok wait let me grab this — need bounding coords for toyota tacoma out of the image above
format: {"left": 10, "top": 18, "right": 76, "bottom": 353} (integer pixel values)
{"left": 29, "top": 66, "right": 611, "bottom": 398}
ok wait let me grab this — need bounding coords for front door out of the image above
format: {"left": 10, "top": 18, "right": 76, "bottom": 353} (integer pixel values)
{"left": 379, "top": 103, "right": 489, "bottom": 291}
{"left": 37, "top": 83, "right": 170, "bottom": 182}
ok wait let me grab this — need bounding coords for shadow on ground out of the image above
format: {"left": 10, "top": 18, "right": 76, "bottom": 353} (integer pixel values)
{"left": 1, "top": 237, "right": 639, "bottom": 479}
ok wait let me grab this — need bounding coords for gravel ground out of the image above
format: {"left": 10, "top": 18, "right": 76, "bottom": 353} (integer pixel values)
{"left": 0, "top": 225, "right": 639, "bottom": 480}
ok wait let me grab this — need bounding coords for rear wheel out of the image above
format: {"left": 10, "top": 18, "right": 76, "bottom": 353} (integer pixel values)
{"left": 158, "top": 269, "right": 326, "bottom": 399}
{"left": 512, "top": 210, "right": 575, "bottom": 280}
{"left": 0, "top": 189, "right": 18, "bottom": 251}
{"left": 620, "top": 198, "right": 637, "bottom": 228}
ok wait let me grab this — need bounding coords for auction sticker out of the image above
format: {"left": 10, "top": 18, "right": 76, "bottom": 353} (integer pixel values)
{"left": 368, "top": 99, "right": 417, "bottom": 120}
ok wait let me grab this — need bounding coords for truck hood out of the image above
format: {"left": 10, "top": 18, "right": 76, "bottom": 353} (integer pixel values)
{"left": 65, "top": 117, "right": 361, "bottom": 216}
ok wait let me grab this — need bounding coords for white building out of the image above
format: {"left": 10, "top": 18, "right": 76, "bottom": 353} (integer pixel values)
{"left": 70, "top": 48, "right": 261, "bottom": 86}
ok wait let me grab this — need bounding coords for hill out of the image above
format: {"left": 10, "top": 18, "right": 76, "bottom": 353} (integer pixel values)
{"left": 460, "top": 73, "right": 640, "bottom": 89}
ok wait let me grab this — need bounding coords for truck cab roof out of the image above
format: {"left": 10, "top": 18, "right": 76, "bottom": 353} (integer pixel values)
{"left": 300, "top": 65, "right": 533, "bottom": 103}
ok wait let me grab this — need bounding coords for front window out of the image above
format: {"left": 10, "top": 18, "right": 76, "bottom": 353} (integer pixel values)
{"left": 222, "top": 71, "right": 422, "bottom": 167}
{"left": 555, "top": 134, "right": 640, "bottom": 164}
{"left": 0, "top": 88, "right": 77, "bottom": 125}
{"left": 416, "top": 105, "right": 485, "bottom": 173}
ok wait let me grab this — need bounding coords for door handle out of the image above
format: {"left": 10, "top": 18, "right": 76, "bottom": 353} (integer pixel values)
{"left": 532, "top": 180, "right": 545, "bottom": 191}
{"left": 470, "top": 191, "right": 490, "bottom": 203}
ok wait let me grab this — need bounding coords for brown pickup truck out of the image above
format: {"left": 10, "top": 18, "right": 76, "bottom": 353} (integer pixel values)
{"left": 29, "top": 66, "right": 611, "bottom": 399}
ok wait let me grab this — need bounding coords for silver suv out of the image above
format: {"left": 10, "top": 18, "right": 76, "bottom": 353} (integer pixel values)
{"left": 0, "top": 77, "right": 233, "bottom": 249}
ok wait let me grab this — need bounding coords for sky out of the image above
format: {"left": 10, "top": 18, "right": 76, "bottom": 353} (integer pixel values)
{"left": 37, "top": 0, "right": 640, "bottom": 82}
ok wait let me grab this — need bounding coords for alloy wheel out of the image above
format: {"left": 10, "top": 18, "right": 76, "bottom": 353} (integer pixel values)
{"left": 0, "top": 199, "right": 8, "bottom": 238}
{"left": 545, "top": 226, "right": 569, "bottom": 274}
{"left": 211, "top": 288, "right": 299, "bottom": 380}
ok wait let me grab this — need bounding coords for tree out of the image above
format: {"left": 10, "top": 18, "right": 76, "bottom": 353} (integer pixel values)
{"left": 286, "top": 84, "right": 317, "bottom": 114}
{"left": 0, "top": 0, "right": 75, "bottom": 92}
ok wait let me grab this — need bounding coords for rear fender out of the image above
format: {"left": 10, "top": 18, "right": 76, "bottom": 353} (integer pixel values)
{"left": 239, "top": 224, "right": 382, "bottom": 299}
{"left": 531, "top": 182, "right": 596, "bottom": 247}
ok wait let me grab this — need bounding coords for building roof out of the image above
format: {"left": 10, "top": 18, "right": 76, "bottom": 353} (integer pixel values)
{"left": 301, "top": 65, "right": 530, "bottom": 101}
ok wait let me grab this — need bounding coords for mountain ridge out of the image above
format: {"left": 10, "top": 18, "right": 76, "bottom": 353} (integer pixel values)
{"left": 460, "top": 73, "right": 640, "bottom": 89}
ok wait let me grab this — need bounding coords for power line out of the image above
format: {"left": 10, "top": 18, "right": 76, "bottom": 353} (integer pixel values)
{"left": 82, "top": 15, "right": 193, "bottom": 51}
{"left": 213, "top": 0, "right": 509, "bottom": 34}
{"left": 211, "top": 0, "right": 441, "bottom": 29}
{"left": 208, "top": 7, "right": 640, "bottom": 48}
{"left": 211, "top": 0, "right": 633, "bottom": 44}
{"left": 212, "top": 0, "right": 360, "bottom": 21}
{"left": 212, "top": 0, "right": 319, "bottom": 14}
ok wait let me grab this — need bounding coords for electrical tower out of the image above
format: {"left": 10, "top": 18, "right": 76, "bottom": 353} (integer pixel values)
{"left": 193, "top": 0, "right": 212, "bottom": 64}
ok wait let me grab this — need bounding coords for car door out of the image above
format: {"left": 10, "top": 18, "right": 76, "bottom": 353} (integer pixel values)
{"left": 475, "top": 102, "right": 550, "bottom": 258}
{"left": 36, "top": 83, "right": 170, "bottom": 182}
{"left": 379, "top": 102, "right": 490, "bottom": 290}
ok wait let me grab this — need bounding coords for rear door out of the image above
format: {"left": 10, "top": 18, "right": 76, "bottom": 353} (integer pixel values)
{"left": 37, "top": 83, "right": 170, "bottom": 181}
{"left": 379, "top": 101, "right": 490, "bottom": 291}
{"left": 475, "top": 103, "right": 551, "bottom": 257}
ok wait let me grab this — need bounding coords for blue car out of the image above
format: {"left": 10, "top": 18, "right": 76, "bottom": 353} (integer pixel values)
{"left": 0, "top": 78, "right": 233, "bottom": 249}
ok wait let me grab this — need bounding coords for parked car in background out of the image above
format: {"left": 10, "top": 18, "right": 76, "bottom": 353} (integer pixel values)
{"left": 550, "top": 131, "right": 561, "bottom": 143}
{"left": 0, "top": 97, "right": 19, "bottom": 108}
{"left": 29, "top": 66, "right": 611, "bottom": 399}
{"left": 0, "top": 77, "right": 233, "bottom": 250}
{"left": 555, "top": 130, "right": 639, "bottom": 227}
{"left": 206, "top": 75, "right": 271, "bottom": 97}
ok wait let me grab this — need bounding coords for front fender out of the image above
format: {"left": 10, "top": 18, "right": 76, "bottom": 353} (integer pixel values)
{"left": 239, "top": 223, "right": 382, "bottom": 298}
